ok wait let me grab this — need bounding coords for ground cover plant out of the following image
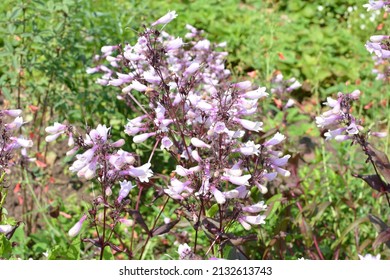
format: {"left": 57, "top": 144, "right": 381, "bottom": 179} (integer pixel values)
{"left": 0, "top": 0, "right": 389, "bottom": 260}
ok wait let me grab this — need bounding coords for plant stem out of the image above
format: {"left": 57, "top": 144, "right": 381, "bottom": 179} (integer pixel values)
{"left": 23, "top": 170, "right": 60, "bottom": 237}
{"left": 139, "top": 197, "right": 169, "bottom": 260}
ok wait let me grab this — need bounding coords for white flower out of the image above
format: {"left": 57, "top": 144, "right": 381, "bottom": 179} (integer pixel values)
{"left": 191, "top": 137, "right": 211, "bottom": 149}
{"left": 358, "top": 254, "right": 381, "bottom": 260}
{"left": 68, "top": 215, "right": 87, "bottom": 237}
{"left": 5, "top": 116, "right": 24, "bottom": 130}
{"left": 264, "top": 132, "right": 285, "bottom": 146}
{"left": 118, "top": 180, "right": 135, "bottom": 202}
{"left": 0, "top": 224, "right": 13, "bottom": 234}
{"left": 119, "top": 218, "right": 134, "bottom": 227}
{"left": 45, "top": 132, "right": 63, "bottom": 143}
{"left": 90, "top": 124, "right": 110, "bottom": 142}
{"left": 243, "top": 87, "right": 268, "bottom": 99}
{"left": 270, "top": 155, "right": 290, "bottom": 167}
{"left": 211, "top": 186, "right": 226, "bottom": 204}
{"left": 235, "top": 118, "right": 263, "bottom": 132}
{"left": 178, "top": 243, "right": 192, "bottom": 259}
{"left": 161, "top": 136, "right": 173, "bottom": 150}
{"left": 242, "top": 202, "right": 267, "bottom": 213}
{"left": 128, "top": 163, "right": 153, "bottom": 182}
{"left": 3, "top": 109, "right": 22, "bottom": 117}
{"left": 222, "top": 174, "right": 251, "bottom": 186}
{"left": 165, "top": 37, "right": 183, "bottom": 51}
{"left": 213, "top": 121, "right": 228, "bottom": 134}
{"left": 184, "top": 62, "right": 200, "bottom": 75}
{"left": 144, "top": 70, "right": 161, "bottom": 84}
{"left": 239, "top": 141, "right": 260, "bottom": 156}
{"left": 238, "top": 214, "right": 266, "bottom": 230}
{"left": 151, "top": 11, "right": 178, "bottom": 26}
{"left": 133, "top": 132, "right": 156, "bottom": 143}
{"left": 45, "top": 122, "right": 66, "bottom": 134}
{"left": 13, "top": 137, "right": 33, "bottom": 148}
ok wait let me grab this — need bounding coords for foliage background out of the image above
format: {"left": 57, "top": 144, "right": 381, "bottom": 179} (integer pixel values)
{"left": 0, "top": 0, "right": 389, "bottom": 260}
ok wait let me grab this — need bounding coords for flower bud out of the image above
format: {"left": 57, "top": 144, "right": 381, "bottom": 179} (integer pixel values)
{"left": 68, "top": 215, "right": 87, "bottom": 237}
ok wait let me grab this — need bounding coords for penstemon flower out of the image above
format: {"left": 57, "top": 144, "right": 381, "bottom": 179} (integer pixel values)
{"left": 45, "top": 122, "right": 153, "bottom": 257}
{"left": 0, "top": 109, "right": 34, "bottom": 175}
{"left": 363, "top": 0, "right": 389, "bottom": 11}
{"left": 87, "top": 11, "right": 291, "bottom": 257}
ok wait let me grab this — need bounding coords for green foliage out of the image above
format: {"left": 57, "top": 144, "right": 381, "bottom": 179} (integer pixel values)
{"left": 0, "top": 0, "right": 389, "bottom": 260}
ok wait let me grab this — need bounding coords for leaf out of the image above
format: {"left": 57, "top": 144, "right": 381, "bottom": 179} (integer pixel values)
{"left": 368, "top": 214, "right": 390, "bottom": 249}
{"left": 102, "top": 246, "right": 114, "bottom": 260}
{"left": 373, "top": 229, "right": 390, "bottom": 249}
{"left": 66, "top": 243, "right": 81, "bottom": 260}
{"left": 224, "top": 234, "right": 257, "bottom": 247}
{"left": 331, "top": 216, "right": 369, "bottom": 250}
{"left": 226, "top": 245, "right": 248, "bottom": 260}
{"left": 201, "top": 217, "right": 220, "bottom": 236}
{"left": 127, "top": 210, "right": 150, "bottom": 235}
{"left": 6, "top": 222, "right": 21, "bottom": 240}
{"left": 107, "top": 242, "right": 123, "bottom": 253}
{"left": 368, "top": 214, "right": 389, "bottom": 232}
{"left": 0, "top": 235, "right": 12, "bottom": 259}
{"left": 151, "top": 219, "right": 180, "bottom": 237}
{"left": 82, "top": 238, "right": 101, "bottom": 248}
{"left": 206, "top": 203, "right": 219, "bottom": 217}
{"left": 366, "top": 144, "right": 390, "bottom": 185}
{"left": 352, "top": 174, "right": 390, "bottom": 193}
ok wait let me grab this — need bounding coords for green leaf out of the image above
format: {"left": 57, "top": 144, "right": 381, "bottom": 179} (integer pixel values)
{"left": 331, "top": 216, "right": 369, "bottom": 250}
{"left": 102, "top": 246, "right": 114, "bottom": 260}
{"left": 206, "top": 203, "right": 219, "bottom": 217}
{"left": 0, "top": 235, "right": 13, "bottom": 259}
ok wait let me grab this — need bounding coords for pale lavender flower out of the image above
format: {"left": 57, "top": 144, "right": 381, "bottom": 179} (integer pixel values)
{"left": 234, "top": 118, "right": 263, "bottom": 132}
{"left": 363, "top": 1, "right": 386, "bottom": 11}
{"left": 358, "top": 253, "right": 381, "bottom": 260}
{"left": 210, "top": 186, "right": 226, "bottom": 204}
{"left": 263, "top": 132, "right": 286, "bottom": 146}
{"left": 242, "top": 202, "right": 267, "bottom": 213}
{"left": 117, "top": 180, "right": 135, "bottom": 203}
{"left": 161, "top": 136, "right": 174, "bottom": 150}
{"left": 3, "top": 109, "right": 22, "bottom": 117}
{"left": 238, "top": 214, "right": 266, "bottom": 230}
{"left": 222, "top": 174, "right": 251, "bottom": 186}
{"left": 191, "top": 137, "right": 211, "bottom": 149}
{"left": 0, "top": 224, "right": 13, "bottom": 234}
{"left": 133, "top": 132, "right": 156, "bottom": 143}
{"left": 68, "top": 214, "right": 87, "bottom": 237}
{"left": 178, "top": 243, "right": 192, "bottom": 259}
{"left": 242, "top": 87, "right": 268, "bottom": 99}
{"left": 151, "top": 11, "right": 178, "bottom": 26}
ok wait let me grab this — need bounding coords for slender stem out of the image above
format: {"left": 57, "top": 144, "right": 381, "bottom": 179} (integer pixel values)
{"left": 194, "top": 197, "right": 204, "bottom": 254}
{"left": 312, "top": 235, "right": 324, "bottom": 260}
{"left": 130, "top": 185, "right": 143, "bottom": 255}
{"left": 127, "top": 92, "right": 149, "bottom": 115}
{"left": 99, "top": 205, "right": 107, "bottom": 260}
{"left": 139, "top": 197, "right": 170, "bottom": 260}
{"left": 23, "top": 170, "right": 60, "bottom": 237}
{"left": 148, "top": 139, "right": 160, "bottom": 164}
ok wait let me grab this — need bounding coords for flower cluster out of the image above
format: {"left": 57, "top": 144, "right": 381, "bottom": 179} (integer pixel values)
{"left": 89, "top": 11, "right": 290, "bottom": 238}
{"left": 316, "top": 90, "right": 387, "bottom": 141}
{"left": 364, "top": 0, "right": 390, "bottom": 80}
{"left": 0, "top": 109, "right": 34, "bottom": 175}
{"left": 270, "top": 72, "right": 301, "bottom": 110}
{"left": 365, "top": 35, "right": 390, "bottom": 81}
{"left": 45, "top": 122, "right": 152, "bottom": 237}
{"left": 316, "top": 90, "right": 363, "bottom": 142}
